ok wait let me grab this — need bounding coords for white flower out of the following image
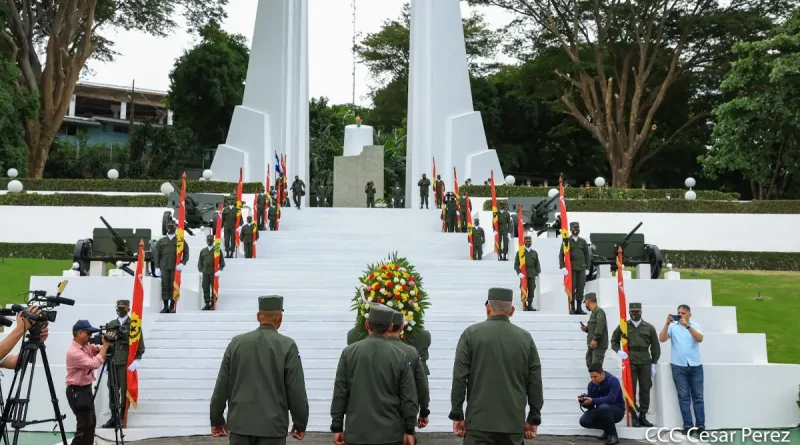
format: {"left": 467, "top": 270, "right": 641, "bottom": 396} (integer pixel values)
{"left": 406, "top": 325, "right": 413, "bottom": 331}
{"left": 410, "top": 290, "right": 416, "bottom": 296}
{"left": 368, "top": 296, "right": 374, "bottom": 302}
{"left": 362, "top": 284, "right": 368, "bottom": 290}
{"left": 410, "top": 320, "right": 416, "bottom": 326}
{"left": 400, "top": 279, "right": 407, "bottom": 285}
{"left": 407, "top": 311, "right": 414, "bottom": 317}
{"left": 400, "top": 267, "right": 407, "bottom": 272}
{"left": 398, "top": 302, "right": 404, "bottom": 309}
{"left": 387, "top": 301, "right": 394, "bottom": 307}
{"left": 394, "top": 277, "right": 399, "bottom": 283}
{"left": 364, "top": 312, "right": 370, "bottom": 319}
{"left": 380, "top": 288, "right": 387, "bottom": 295}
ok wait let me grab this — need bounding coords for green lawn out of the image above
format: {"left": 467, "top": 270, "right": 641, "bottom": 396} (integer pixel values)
{"left": 0, "top": 258, "right": 71, "bottom": 306}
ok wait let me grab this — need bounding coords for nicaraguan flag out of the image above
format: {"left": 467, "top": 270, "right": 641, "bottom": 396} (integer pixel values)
{"left": 275, "top": 153, "right": 283, "bottom": 176}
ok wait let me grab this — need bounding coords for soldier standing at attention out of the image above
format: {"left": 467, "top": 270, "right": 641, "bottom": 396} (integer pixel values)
{"left": 268, "top": 202, "right": 278, "bottom": 231}
{"left": 392, "top": 185, "right": 404, "bottom": 208}
{"left": 559, "top": 221, "right": 591, "bottom": 314}
{"left": 101, "top": 300, "right": 144, "bottom": 429}
{"left": 330, "top": 304, "right": 418, "bottom": 445}
{"left": 256, "top": 187, "right": 268, "bottom": 231}
{"left": 581, "top": 293, "right": 608, "bottom": 369}
{"left": 450, "top": 288, "right": 543, "bottom": 444}
{"left": 389, "top": 311, "right": 431, "bottom": 431}
{"left": 514, "top": 235, "right": 542, "bottom": 311}
{"left": 317, "top": 182, "right": 328, "bottom": 208}
{"left": 365, "top": 181, "right": 376, "bottom": 208}
{"left": 222, "top": 201, "right": 237, "bottom": 258}
{"left": 495, "top": 203, "right": 512, "bottom": 260}
{"left": 444, "top": 192, "right": 458, "bottom": 232}
{"left": 611, "top": 302, "right": 660, "bottom": 427}
{"left": 418, "top": 174, "right": 431, "bottom": 209}
{"left": 154, "top": 219, "right": 189, "bottom": 313}
{"left": 435, "top": 175, "right": 445, "bottom": 208}
{"left": 237, "top": 216, "right": 256, "bottom": 258}
{"left": 210, "top": 296, "right": 309, "bottom": 443}
{"left": 198, "top": 234, "right": 224, "bottom": 310}
{"left": 471, "top": 218, "right": 486, "bottom": 260}
{"left": 458, "top": 193, "right": 471, "bottom": 232}
{"left": 291, "top": 175, "right": 306, "bottom": 209}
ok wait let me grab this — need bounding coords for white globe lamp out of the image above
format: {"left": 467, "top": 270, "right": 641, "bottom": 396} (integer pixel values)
{"left": 160, "top": 182, "right": 174, "bottom": 196}
{"left": 202, "top": 169, "right": 213, "bottom": 180}
{"left": 107, "top": 169, "right": 119, "bottom": 180}
{"left": 7, "top": 180, "right": 23, "bottom": 193}
{"left": 685, "top": 177, "right": 696, "bottom": 189}
{"left": 72, "top": 262, "right": 80, "bottom": 270}
{"left": 505, "top": 175, "right": 515, "bottom": 186}
{"left": 6, "top": 168, "right": 18, "bottom": 178}
{"left": 667, "top": 263, "right": 674, "bottom": 271}
{"left": 594, "top": 177, "right": 606, "bottom": 187}
{"left": 547, "top": 188, "right": 559, "bottom": 198}
{"left": 116, "top": 261, "right": 124, "bottom": 269}
{"left": 685, "top": 190, "right": 697, "bottom": 200}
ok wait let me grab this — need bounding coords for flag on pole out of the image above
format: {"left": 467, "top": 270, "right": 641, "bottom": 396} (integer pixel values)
{"left": 559, "top": 176, "right": 574, "bottom": 313}
{"left": 172, "top": 173, "right": 186, "bottom": 311}
{"left": 466, "top": 193, "right": 474, "bottom": 259}
{"left": 234, "top": 168, "right": 243, "bottom": 256}
{"left": 125, "top": 239, "right": 145, "bottom": 425}
{"left": 432, "top": 157, "right": 437, "bottom": 204}
{"left": 281, "top": 154, "right": 288, "bottom": 208}
{"left": 213, "top": 201, "right": 222, "bottom": 309}
{"left": 517, "top": 202, "right": 528, "bottom": 308}
{"left": 265, "top": 165, "right": 271, "bottom": 225}
{"left": 252, "top": 193, "right": 259, "bottom": 258}
{"left": 491, "top": 171, "right": 499, "bottom": 254}
{"left": 454, "top": 168, "right": 461, "bottom": 230}
{"left": 274, "top": 153, "right": 283, "bottom": 230}
{"left": 617, "top": 246, "right": 640, "bottom": 420}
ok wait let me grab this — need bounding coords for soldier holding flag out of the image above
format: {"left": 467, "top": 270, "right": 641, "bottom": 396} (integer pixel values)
{"left": 101, "top": 299, "right": 145, "bottom": 429}
{"left": 514, "top": 235, "right": 542, "bottom": 311}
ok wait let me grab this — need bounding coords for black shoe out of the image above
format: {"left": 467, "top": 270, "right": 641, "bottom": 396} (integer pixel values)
{"left": 160, "top": 301, "right": 170, "bottom": 313}
{"left": 639, "top": 413, "right": 653, "bottom": 427}
{"left": 597, "top": 433, "right": 608, "bottom": 441}
{"left": 604, "top": 435, "right": 619, "bottom": 445}
{"left": 681, "top": 428, "right": 690, "bottom": 435}
{"left": 168, "top": 300, "right": 175, "bottom": 313}
{"left": 102, "top": 419, "right": 115, "bottom": 429}
{"left": 202, "top": 304, "right": 211, "bottom": 310}
{"left": 632, "top": 415, "right": 641, "bottom": 427}
{"left": 695, "top": 427, "right": 706, "bottom": 435}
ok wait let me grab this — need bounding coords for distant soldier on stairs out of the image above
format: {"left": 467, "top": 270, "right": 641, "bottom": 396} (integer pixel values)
{"left": 495, "top": 202, "right": 512, "bottom": 260}
{"left": 392, "top": 185, "right": 404, "bottom": 208}
{"left": 559, "top": 221, "right": 590, "bottom": 314}
{"left": 256, "top": 187, "right": 268, "bottom": 231}
{"left": 268, "top": 202, "right": 278, "bottom": 231}
{"left": 238, "top": 216, "right": 256, "bottom": 258}
{"left": 291, "top": 175, "right": 306, "bottom": 209}
{"left": 581, "top": 293, "right": 608, "bottom": 369}
{"left": 435, "top": 175, "right": 445, "bottom": 208}
{"left": 101, "top": 299, "right": 145, "bottom": 429}
{"left": 418, "top": 174, "right": 431, "bottom": 209}
{"left": 365, "top": 181, "right": 376, "bottom": 208}
{"left": 198, "top": 234, "right": 224, "bottom": 310}
{"left": 317, "top": 182, "right": 328, "bottom": 208}
{"left": 444, "top": 192, "right": 458, "bottom": 232}
{"left": 514, "top": 235, "right": 542, "bottom": 311}
{"left": 471, "top": 218, "right": 486, "bottom": 260}
{"left": 458, "top": 193, "right": 471, "bottom": 232}
{"left": 222, "top": 200, "right": 237, "bottom": 258}
{"left": 154, "top": 219, "right": 189, "bottom": 313}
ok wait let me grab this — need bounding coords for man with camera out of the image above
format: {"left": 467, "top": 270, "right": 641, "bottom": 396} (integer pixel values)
{"left": 0, "top": 308, "right": 49, "bottom": 370}
{"left": 66, "top": 320, "right": 111, "bottom": 445}
{"left": 578, "top": 364, "right": 626, "bottom": 445}
{"left": 101, "top": 300, "right": 145, "bottom": 429}
{"left": 365, "top": 181, "right": 376, "bottom": 208}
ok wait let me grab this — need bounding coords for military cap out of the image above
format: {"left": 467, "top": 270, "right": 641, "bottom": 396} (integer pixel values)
{"left": 166, "top": 219, "right": 177, "bottom": 227}
{"left": 258, "top": 295, "right": 284, "bottom": 312}
{"left": 570, "top": 221, "right": 580, "bottom": 227}
{"left": 116, "top": 300, "right": 130, "bottom": 308}
{"left": 391, "top": 310, "right": 405, "bottom": 327}
{"left": 584, "top": 292, "right": 597, "bottom": 302}
{"left": 206, "top": 234, "right": 215, "bottom": 240}
{"left": 368, "top": 303, "right": 395, "bottom": 324}
{"left": 487, "top": 288, "right": 513, "bottom": 302}
{"left": 629, "top": 302, "right": 642, "bottom": 310}
{"left": 524, "top": 235, "right": 532, "bottom": 240}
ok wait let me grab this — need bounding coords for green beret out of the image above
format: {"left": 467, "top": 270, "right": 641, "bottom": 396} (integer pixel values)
{"left": 629, "top": 302, "right": 642, "bottom": 309}
{"left": 368, "top": 303, "right": 395, "bottom": 324}
{"left": 570, "top": 221, "right": 580, "bottom": 227}
{"left": 116, "top": 300, "right": 130, "bottom": 308}
{"left": 391, "top": 311, "right": 405, "bottom": 327}
{"left": 487, "top": 288, "right": 513, "bottom": 302}
{"left": 259, "top": 295, "right": 283, "bottom": 311}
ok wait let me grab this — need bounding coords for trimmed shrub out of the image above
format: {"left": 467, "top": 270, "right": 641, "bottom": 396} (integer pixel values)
{"left": 0, "top": 243, "right": 74, "bottom": 259}
{"left": 460, "top": 185, "right": 738, "bottom": 201}
{"left": 481, "top": 198, "right": 800, "bottom": 214}
{"left": 0, "top": 178, "right": 263, "bottom": 193}
{"left": 0, "top": 194, "right": 166, "bottom": 207}
{"left": 661, "top": 250, "right": 800, "bottom": 271}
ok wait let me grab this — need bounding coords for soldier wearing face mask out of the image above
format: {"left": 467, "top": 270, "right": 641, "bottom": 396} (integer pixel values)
{"left": 198, "top": 234, "right": 225, "bottom": 310}
{"left": 154, "top": 219, "right": 190, "bottom": 313}
{"left": 101, "top": 300, "right": 145, "bottom": 429}
{"left": 222, "top": 199, "right": 238, "bottom": 258}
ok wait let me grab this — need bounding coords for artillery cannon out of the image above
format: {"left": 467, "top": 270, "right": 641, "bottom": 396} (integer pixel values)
{"left": 72, "top": 217, "right": 155, "bottom": 277}
{"left": 587, "top": 222, "right": 663, "bottom": 280}
{"left": 512, "top": 196, "right": 560, "bottom": 236}
{"left": 162, "top": 181, "right": 227, "bottom": 236}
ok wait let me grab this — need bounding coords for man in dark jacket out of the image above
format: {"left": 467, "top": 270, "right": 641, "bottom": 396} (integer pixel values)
{"left": 579, "top": 364, "right": 626, "bottom": 445}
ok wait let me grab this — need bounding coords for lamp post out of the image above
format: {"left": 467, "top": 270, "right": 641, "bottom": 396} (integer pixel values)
{"left": 685, "top": 177, "right": 696, "bottom": 200}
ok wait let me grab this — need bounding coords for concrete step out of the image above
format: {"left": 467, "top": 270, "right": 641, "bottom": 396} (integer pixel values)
{"left": 143, "top": 347, "right": 590, "bottom": 360}
{"left": 146, "top": 329, "right": 589, "bottom": 342}
{"left": 148, "top": 321, "right": 591, "bottom": 333}
{"left": 145, "top": 339, "right": 589, "bottom": 350}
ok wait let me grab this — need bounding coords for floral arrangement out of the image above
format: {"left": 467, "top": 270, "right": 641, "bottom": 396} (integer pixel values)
{"left": 350, "top": 252, "right": 429, "bottom": 341}
{"left": 375, "top": 198, "right": 388, "bottom": 208}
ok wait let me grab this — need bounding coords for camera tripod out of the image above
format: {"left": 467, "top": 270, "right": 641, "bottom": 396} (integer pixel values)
{"left": 0, "top": 325, "right": 68, "bottom": 445}
{"left": 93, "top": 354, "right": 125, "bottom": 445}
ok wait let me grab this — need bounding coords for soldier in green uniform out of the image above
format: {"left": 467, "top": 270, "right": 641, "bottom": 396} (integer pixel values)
{"left": 389, "top": 311, "right": 430, "bottom": 429}
{"left": 101, "top": 300, "right": 145, "bottom": 429}
{"left": 581, "top": 293, "right": 608, "bottom": 369}
{"left": 257, "top": 187, "right": 268, "bottom": 231}
{"left": 237, "top": 216, "right": 256, "bottom": 258}
{"left": 268, "top": 203, "right": 278, "bottom": 231}
{"left": 409, "top": 328, "right": 431, "bottom": 376}
{"left": 317, "top": 182, "right": 328, "bottom": 208}
{"left": 611, "top": 302, "right": 660, "bottom": 427}
{"left": 291, "top": 175, "right": 305, "bottom": 209}
{"left": 444, "top": 193, "right": 458, "bottom": 232}
{"left": 450, "top": 288, "right": 543, "bottom": 444}
{"left": 392, "top": 185, "right": 404, "bottom": 208}
{"left": 417, "top": 174, "right": 431, "bottom": 209}
{"left": 346, "top": 326, "right": 360, "bottom": 345}
{"left": 514, "top": 235, "right": 542, "bottom": 311}
{"left": 495, "top": 203, "right": 512, "bottom": 260}
{"left": 198, "top": 234, "right": 224, "bottom": 310}
{"left": 154, "top": 219, "right": 189, "bottom": 313}
{"left": 210, "top": 295, "right": 309, "bottom": 444}
{"left": 330, "top": 304, "right": 418, "bottom": 445}
{"left": 222, "top": 200, "right": 238, "bottom": 258}
{"left": 559, "top": 221, "right": 591, "bottom": 314}
{"left": 365, "top": 181, "right": 376, "bottom": 208}
{"left": 471, "top": 218, "right": 486, "bottom": 260}
{"left": 458, "top": 194, "right": 470, "bottom": 232}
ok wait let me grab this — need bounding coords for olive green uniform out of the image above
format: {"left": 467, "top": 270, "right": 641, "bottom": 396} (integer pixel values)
{"left": 105, "top": 311, "right": 144, "bottom": 425}
{"left": 445, "top": 197, "right": 458, "bottom": 232}
{"left": 291, "top": 179, "right": 305, "bottom": 209}
{"left": 210, "top": 296, "right": 309, "bottom": 445}
{"left": 434, "top": 179, "right": 445, "bottom": 208}
{"left": 458, "top": 195, "right": 470, "bottom": 232}
{"left": 514, "top": 246, "right": 542, "bottom": 309}
{"left": 239, "top": 222, "right": 255, "bottom": 258}
{"left": 392, "top": 187, "right": 404, "bottom": 208}
{"left": 409, "top": 328, "right": 431, "bottom": 376}
{"left": 198, "top": 244, "right": 225, "bottom": 305}
{"left": 418, "top": 177, "right": 431, "bottom": 208}
{"left": 471, "top": 225, "right": 486, "bottom": 260}
{"left": 346, "top": 326, "right": 361, "bottom": 345}
{"left": 559, "top": 232, "right": 591, "bottom": 309}
{"left": 154, "top": 234, "right": 189, "bottom": 303}
{"left": 450, "top": 288, "right": 543, "bottom": 444}
{"left": 390, "top": 312, "right": 430, "bottom": 420}
{"left": 365, "top": 184, "right": 376, "bottom": 208}
{"left": 497, "top": 210, "right": 511, "bottom": 257}
{"left": 317, "top": 185, "right": 328, "bottom": 207}
{"left": 268, "top": 206, "right": 278, "bottom": 231}
{"left": 586, "top": 305, "right": 608, "bottom": 368}
{"left": 611, "top": 318, "right": 660, "bottom": 414}
{"left": 222, "top": 206, "right": 238, "bottom": 256}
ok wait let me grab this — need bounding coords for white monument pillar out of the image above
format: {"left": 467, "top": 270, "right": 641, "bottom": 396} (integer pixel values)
{"left": 343, "top": 125, "right": 375, "bottom": 157}
{"left": 210, "top": 0, "right": 309, "bottom": 202}
{"left": 406, "top": 0, "right": 503, "bottom": 209}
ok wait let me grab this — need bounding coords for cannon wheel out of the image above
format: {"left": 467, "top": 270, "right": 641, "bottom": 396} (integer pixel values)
{"left": 646, "top": 244, "right": 663, "bottom": 279}
{"left": 72, "top": 239, "right": 92, "bottom": 276}
{"left": 161, "top": 211, "right": 173, "bottom": 236}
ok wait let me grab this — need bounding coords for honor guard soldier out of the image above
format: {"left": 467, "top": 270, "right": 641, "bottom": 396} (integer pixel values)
{"left": 365, "top": 181, "right": 377, "bottom": 208}
{"left": 514, "top": 235, "right": 542, "bottom": 311}
{"left": 222, "top": 200, "right": 238, "bottom": 258}
{"left": 418, "top": 174, "right": 431, "bottom": 209}
{"left": 210, "top": 295, "right": 309, "bottom": 443}
{"left": 495, "top": 203, "right": 512, "bottom": 260}
{"left": 458, "top": 193, "right": 471, "bottom": 232}
{"left": 101, "top": 300, "right": 145, "bottom": 429}
{"left": 581, "top": 293, "right": 608, "bottom": 369}
{"left": 410, "top": 328, "right": 431, "bottom": 376}
{"left": 434, "top": 175, "right": 445, "bottom": 208}
{"left": 471, "top": 218, "right": 486, "bottom": 260}
{"left": 611, "top": 302, "right": 660, "bottom": 427}
{"left": 560, "top": 221, "right": 591, "bottom": 314}
{"left": 257, "top": 187, "right": 268, "bottom": 231}
{"left": 450, "top": 288, "right": 543, "bottom": 443}
{"left": 444, "top": 192, "right": 458, "bottom": 232}
{"left": 237, "top": 215, "right": 256, "bottom": 258}
{"left": 198, "top": 234, "right": 224, "bottom": 310}
{"left": 291, "top": 175, "right": 306, "bottom": 209}
{"left": 330, "top": 304, "right": 418, "bottom": 445}
{"left": 268, "top": 202, "right": 278, "bottom": 231}
{"left": 154, "top": 219, "right": 189, "bottom": 313}
{"left": 317, "top": 182, "right": 328, "bottom": 207}
{"left": 392, "top": 185, "right": 404, "bottom": 208}
{"left": 389, "top": 311, "right": 431, "bottom": 430}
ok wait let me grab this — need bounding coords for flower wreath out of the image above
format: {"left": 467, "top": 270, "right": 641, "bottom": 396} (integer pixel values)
{"left": 350, "top": 252, "right": 430, "bottom": 342}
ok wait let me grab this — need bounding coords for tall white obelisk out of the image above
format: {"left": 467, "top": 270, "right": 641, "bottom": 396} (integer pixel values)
{"left": 211, "top": 0, "right": 309, "bottom": 203}
{"left": 406, "top": 0, "right": 503, "bottom": 209}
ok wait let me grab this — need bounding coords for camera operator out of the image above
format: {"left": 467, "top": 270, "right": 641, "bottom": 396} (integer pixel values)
{"left": 101, "top": 300, "right": 145, "bottom": 429}
{"left": 0, "top": 308, "right": 50, "bottom": 369}
{"left": 578, "top": 364, "right": 625, "bottom": 445}
{"left": 66, "top": 320, "right": 111, "bottom": 445}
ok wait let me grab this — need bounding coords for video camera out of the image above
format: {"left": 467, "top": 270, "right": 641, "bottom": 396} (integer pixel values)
{"left": 0, "top": 281, "right": 73, "bottom": 334}
{"left": 89, "top": 324, "right": 125, "bottom": 346}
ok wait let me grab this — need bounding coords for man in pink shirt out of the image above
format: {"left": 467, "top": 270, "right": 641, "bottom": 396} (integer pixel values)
{"left": 65, "top": 320, "right": 110, "bottom": 445}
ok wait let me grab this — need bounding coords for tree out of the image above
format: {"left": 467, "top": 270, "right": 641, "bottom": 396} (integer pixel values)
{"left": 0, "top": 0, "right": 227, "bottom": 177}
{"left": 0, "top": 59, "right": 33, "bottom": 175}
{"left": 125, "top": 123, "right": 198, "bottom": 179}
{"left": 700, "top": 14, "right": 800, "bottom": 199}
{"left": 167, "top": 21, "right": 249, "bottom": 151}
{"left": 468, "top": 0, "right": 791, "bottom": 186}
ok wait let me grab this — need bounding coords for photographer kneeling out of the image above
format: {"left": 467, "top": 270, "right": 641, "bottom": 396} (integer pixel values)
{"left": 0, "top": 308, "right": 50, "bottom": 369}
{"left": 66, "top": 320, "right": 111, "bottom": 445}
{"left": 578, "top": 364, "right": 626, "bottom": 445}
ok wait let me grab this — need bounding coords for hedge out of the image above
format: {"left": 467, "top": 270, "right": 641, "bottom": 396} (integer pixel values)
{"left": 460, "top": 185, "right": 738, "bottom": 201}
{"left": 0, "top": 178, "right": 263, "bottom": 193}
{"left": 661, "top": 250, "right": 800, "bottom": 271}
{"left": 0, "top": 243, "right": 74, "bottom": 259}
{"left": 481, "top": 198, "right": 800, "bottom": 214}
{"left": 0, "top": 194, "right": 166, "bottom": 207}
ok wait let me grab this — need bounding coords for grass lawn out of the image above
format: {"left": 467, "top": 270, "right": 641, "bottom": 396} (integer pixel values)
{"left": 0, "top": 258, "right": 71, "bottom": 307}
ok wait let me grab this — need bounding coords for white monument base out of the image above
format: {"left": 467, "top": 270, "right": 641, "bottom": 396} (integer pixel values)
{"left": 665, "top": 270, "right": 681, "bottom": 280}
{"left": 598, "top": 264, "right": 612, "bottom": 278}
{"left": 343, "top": 125, "right": 374, "bottom": 157}
{"left": 211, "top": 106, "right": 270, "bottom": 182}
{"left": 636, "top": 264, "right": 651, "bottom": 279}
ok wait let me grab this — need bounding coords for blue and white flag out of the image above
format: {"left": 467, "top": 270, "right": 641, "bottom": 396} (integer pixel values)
{"left": 275, "top": 153, "right": 283, "bottom": 176}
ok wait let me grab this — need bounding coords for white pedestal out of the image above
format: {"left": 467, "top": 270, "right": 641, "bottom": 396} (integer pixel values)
{"left": 62, "top": 270, "right": 80, "bottom": 277}
{"left": 344, "top": 125, "right": 374, "bottom": 157}
{"left": 598, "top": 264, "right": 612, "bottom": 278}
{"left": 108, "top": 269, "right": 127, "bottom": 277}
{"left": 615, "top": 270, "right": 632, "bottom": 279}
{"left": 89, "top": 261, "right": 105, "bottom": 277}
{"left": 665, "top": 271, "right": 681, "bottom": 280}
{"left": 636, "top": 264, "right": 651, "bottom": 279}
{"left": 546, "top": 230, "right": 558, "bottom": 238}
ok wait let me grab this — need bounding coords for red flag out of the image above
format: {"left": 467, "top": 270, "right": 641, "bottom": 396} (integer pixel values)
{"left": 491, "top": 171, "right": 499, "bottom": 254}
{"left": 559, "top": 176, "right": 574, "bottom": 313}
{"left": 234, "top": 168, "right": 243, "bottom": 257}
{"left": 124, "top": 239, "right": 145, "bottom": 425}
{"left": 517, "top": 202, "right": 528, "bottom": 307}
{"left": 265, "top": 165, "right": 271, "bottom": 225}
{"left": 213, "top": 202, "right": 222, "bottom": 309}
{"left": 281, "top": 154, "right": 288, "bottom": 208}
{"left": 454, "top": 168, "right": 461, "bottom": 230}
{"left": 617, "top": 246, "right": 639, "bottom": 420}
{"left": 252, "top": 193, "right": 259, "bottom": 258}
{"left": 466, "top": 193, "right": 474, "bottom": 259}
{"left": 172, "top": 173, "right": 186, "bottom": 312}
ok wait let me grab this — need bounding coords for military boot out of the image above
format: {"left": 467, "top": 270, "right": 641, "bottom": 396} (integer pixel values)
{"left": 202, "top": 303, "right": 211, "bottom": 311}
{"left": 101, "top": 419, "right": 115, "bottom": 429}
{"left": 638, "top": 413, "right": 653, "bottom": 427}
{"left": 160, "top": 300, "right": 170, "bottom": 314}
{"left": 168, "top": 299, "right": 176, "bottom": 313}
{"left": 525, "top": 298, "right": 535, "bottom": 311}
{"left": 632, "top": 414, "right": 641, "bottom": 427}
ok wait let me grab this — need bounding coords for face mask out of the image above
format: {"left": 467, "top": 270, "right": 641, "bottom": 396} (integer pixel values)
{"left": 573, "top": 229, "right": 580, "bottom": 236}
{"left": 631, "top": 314, "right": 642, "bottom": 321}
{"left": 207, "top": 240, "right": 214, "bottom": 247}
{"left": 167, "top": 227, "right": 176, "bottom": 235}
{"left": 117, "top": 309, "right": 129, "bottom": 318}
{"left": 585, "top": 303, "right": 591, "bottom": 311}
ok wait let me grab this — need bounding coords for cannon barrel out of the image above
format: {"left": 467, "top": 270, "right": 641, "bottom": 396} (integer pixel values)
{"left": 100, "top": 216, "right": 134, "bottom": 256}
{"left": 615, "top": 222, "right": 643, "bottom": 253}
{"left": 533, "top": 194, "right": 559, "bottom": 214}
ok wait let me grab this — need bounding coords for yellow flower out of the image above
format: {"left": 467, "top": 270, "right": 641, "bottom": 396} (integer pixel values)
{"left": 384, "top": 281, "right": 391, "bottom": 287}
{"left": 370, "top": 290, "right": 375, "bottom": 298}
{"left": 414, "top": 306, "right": 420, "bottom": 312}
{"left": 402, "top": 294, "right": 408, "bottom": 301}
